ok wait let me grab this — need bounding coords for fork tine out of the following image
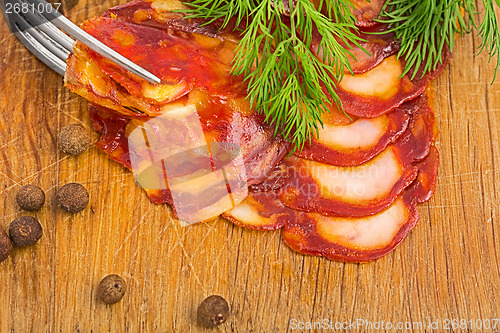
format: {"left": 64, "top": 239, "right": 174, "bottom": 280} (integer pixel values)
{"left": 24, "top": 0, "right": 162, "bottom": 84}
{"left": 9, "top": 21, "right": 67, "bottom": 75}
{"left": 14, "top": 0, "right": 75, "bottom": 52}
{"left": 8, "top": 9, "right": 70, "bottom": 60}
{"left": 32, "top": 24, "right": 71, "bottom": 60}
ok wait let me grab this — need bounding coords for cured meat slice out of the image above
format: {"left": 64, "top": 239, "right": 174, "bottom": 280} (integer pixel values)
{"left": 317, "top": 0, "right": 384, "bottom": 27}
{"left": 350, "top": 0, "right": 385, "bottom": 26}
{"left": 336, "top": 53, "right": 450, "bottom": 118}
{"left": 223, "top": 191, "right": 295, "bottom": 230}
{"left": 295, "top": 100, "right": 410, "bottom": 166}
{"left": 279, "top": 146, "right": 417, "bottom": 217}
{"left": 282, "top": 195, "right": 419, "bottom": 262}
{"left": 346, "top": 26, "right": 399, "bottom": 73}
{"left": 282, "top": 147, "right": 439, "bottom": 262}
{"left": 313, "top": 22, "right": 445, "bottom": 120}
{"left": 313, "top": 24, "right": 399, "bottom": 74}
{"left": 279, "top": 96, "right": 435, "bottom": 216}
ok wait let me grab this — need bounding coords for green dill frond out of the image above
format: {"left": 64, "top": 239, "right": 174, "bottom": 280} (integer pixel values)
{"left": 378, "top": 0, "right": 500, "bottom": 82}
{"left": 182, "top": 0, "right": 362, "bottom": 151}
{"left": 477, "top": 0, "right": 500, "bottom": 82}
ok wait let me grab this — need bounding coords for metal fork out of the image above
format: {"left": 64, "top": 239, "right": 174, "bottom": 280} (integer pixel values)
{"left": 1, "top": 0, "right": 161, "bottom": 84}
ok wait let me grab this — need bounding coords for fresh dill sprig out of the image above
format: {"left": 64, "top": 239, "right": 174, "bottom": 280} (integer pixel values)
{"left": 378, "top": 0, "right": 500, "bottom": 82}
{"left": 477, "top": 0, "right": 500, "bottom": 81}
{"left": 182, "top": 0, "right": 363, "bottom": 151}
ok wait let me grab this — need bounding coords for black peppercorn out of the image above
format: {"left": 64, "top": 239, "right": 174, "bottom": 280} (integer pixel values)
{"left": 59, "top": 124, "right": 91, "bottom": 156}
{"left": 97, "top": 274, "right": 127, "bottom": 304}
{"left": 0, "top": 230, "right": 12, "bottom": 262}
{"left": 197, "top": 295, "right": 229, "bottom": 328}
{"left": 9, "top": 216, "right": 43, "bottom": 247}
{"left": 56, "top": 183, "right": 89, "bottom": 213}
{"left": 16, "top": 185, "right": 45, "bottom": 211}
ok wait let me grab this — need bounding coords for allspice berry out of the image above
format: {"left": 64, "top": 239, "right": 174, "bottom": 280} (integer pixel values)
{"left": 97, "top": 274, "right": 126, "bottom": 304}
{"left": 0, "top": 230, "right": 12, "bottom": 262}
{"left": 59, "top": 124, "right": 90, "bottom": 155}
{"left": 9, "top": 216, "right": 43, "bottom": 247}
{"left": 56, "top": 183, "right": 89, "bottom": 213}
{"left": 197, "top": 295, "right": 229, "bottom": 328}
{"left": 16, "top": 185, "right": 45, "bottom": 211}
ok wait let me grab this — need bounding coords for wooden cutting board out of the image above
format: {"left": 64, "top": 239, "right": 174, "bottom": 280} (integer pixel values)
{"left": 0, "top": 1, "right": 499, "bottom": 332}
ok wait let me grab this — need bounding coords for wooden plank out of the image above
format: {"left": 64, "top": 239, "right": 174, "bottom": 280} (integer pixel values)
{"left": 0, "top": 1, "right": 499, "bottom": 332}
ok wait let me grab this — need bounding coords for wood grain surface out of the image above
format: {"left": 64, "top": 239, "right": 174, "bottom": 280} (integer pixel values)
{"left": 0, "top": 1, "right": 499, "bottom": 332}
